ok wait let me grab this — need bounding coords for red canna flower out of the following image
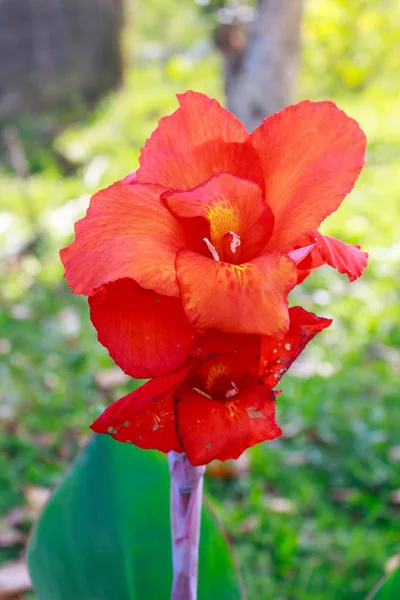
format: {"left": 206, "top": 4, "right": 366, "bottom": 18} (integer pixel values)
{"left": 90, "top": 307, "right": 331, "bottom": 466}
{"left": 60, "top": 92, "right": 367, "bottom": 380}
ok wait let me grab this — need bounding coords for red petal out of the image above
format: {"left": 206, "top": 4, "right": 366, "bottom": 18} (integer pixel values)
{"left": 251, "top": 101, "right": 366, "bottom": 251}
{"left": 294, "top": 238, "right": 326, "bottom": 283}
{"left": 176, "top": 250, "right": 297, "bottom": 336}
{"left": 175, "top": 384, "right": 281, "bottom": 465}
{"left": 60, "top": 181, "right": 185, "bottom": 297}
{"left": 89, "top": 278, "right": 195, "bottom": 379}
{"left": 295, "top": 239, "right": 326, "bottom": 271}
{"left": 193, "top": 342, "right": 261, "bottom": 397}
{"left": 137, "top": 91, "right": 264, "bottom": 190}
{"left": 163, "top": 173, "right": 274, "bottom": 261}
{"left": 260, "top": 306, "right": 332, "bottom": 386}
{"left": 190, "top": 330, "right": 257, "bottom": 359}
{"left": 90, "top": 368, "right": 192, "bottom": 453}
{"left": 296, "top": 268, "right": 312, "bottom": 284}
{"left": 310, "top": 231, "right": 368, "bottom": 281}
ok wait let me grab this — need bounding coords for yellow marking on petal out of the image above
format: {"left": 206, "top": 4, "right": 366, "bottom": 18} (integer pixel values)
{"left": 206, "top": 202, "right": 241, "bottom": 251}
{"left": 226, "top": 402, "right": 238, "bottom": 418}
{"left": 236, "top": 263, "right": 247, "bottom": 271}
{"left": 205, "top": 363, "right": 230, "bottom": 393}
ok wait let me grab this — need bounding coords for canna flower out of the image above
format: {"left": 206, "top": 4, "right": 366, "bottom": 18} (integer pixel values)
{"left": 90, "top": 307, "right": 331, "bottom": 466}
{"left": 60, "top": 92, "right": 367, "bottom": 380}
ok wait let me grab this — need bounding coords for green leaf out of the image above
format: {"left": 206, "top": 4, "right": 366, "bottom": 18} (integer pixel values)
{"left": 27, "top": 435, "right": 245, "bottom": 600}
{"left": 367, "top": 567, "right": 400, "bottom": 600}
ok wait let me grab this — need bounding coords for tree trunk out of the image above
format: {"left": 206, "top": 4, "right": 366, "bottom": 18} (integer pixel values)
{"left": 217, "top": 0, "right": 305, "bottom": 131}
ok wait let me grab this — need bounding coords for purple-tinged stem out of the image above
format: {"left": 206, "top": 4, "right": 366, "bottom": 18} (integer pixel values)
{"left": 168, "top": 451, "right": 206, "bottom": 600}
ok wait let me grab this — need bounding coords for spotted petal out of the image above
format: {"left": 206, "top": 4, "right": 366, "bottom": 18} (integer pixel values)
{"left": 90, "top": 367, "right": 192, "bottom": 453}
{"left": 175, "top": 384, "right": 281, "bottom": 466}
{"left": 260, "top": 306, "right": 332, "bottom": 387}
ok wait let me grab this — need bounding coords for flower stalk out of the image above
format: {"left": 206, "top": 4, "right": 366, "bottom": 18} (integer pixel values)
{"left": 168, "top": 451, "right": 206, "bottom": 600}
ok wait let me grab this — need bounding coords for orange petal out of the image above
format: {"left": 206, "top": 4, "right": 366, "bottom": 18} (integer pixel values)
{"left": 90, "top": 368, "right": 192, "bottom": 453}
{"left": 176, "top": 250, "right": 297, "bottom": 336}
{"left": 137, "top": 91, "right": 264, "bottom": 190}
{"left": 89, "top": 279, "right": 195, "bottom": 379}
{"left": 260, "top": 306, "right": 332, "bottom": 386}
{"left": 252, "top": 101, "right": 366, "bottom": 251}
{"left": 164, "top": 173, "right": 274, "bottom": 261}
{"left": 175, "top": 384, "right": 281, "bottom": 465}
{"left": 60, "top": 181, "right": 185, "bottom": 297}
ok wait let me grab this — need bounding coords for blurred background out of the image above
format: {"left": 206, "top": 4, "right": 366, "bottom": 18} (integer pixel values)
{"left": 0, "top": 0, "right": 399, "bottom": 598}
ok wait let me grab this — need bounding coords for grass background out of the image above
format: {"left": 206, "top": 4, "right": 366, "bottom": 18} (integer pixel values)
{"left": 0, "top": 0, "right": 399, "bottom": 598}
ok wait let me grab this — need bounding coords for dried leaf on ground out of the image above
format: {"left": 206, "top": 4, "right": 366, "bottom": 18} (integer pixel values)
{"left": 385, "top": 554, "right": 400, "bottom": 574}
{"left": 389, "top": 489, "right": 400, "bottom": 504}
{"left": 0, "top": 523, "right": 25, "bottom": 548}
{"left": 0, "top": 561, "right": 31, "bottom": 598}
{"left": 234, "top": 515, "right": 260, "bottom": 534}
{"left": 206, "top": 452, "right": 250, "bottom": 479}
{"left": 389, "top": 446, "right": 400, "bottom": 462}
{"left": 95, "top": 367, "right": 130, "bottom": 390}
{"left": 3, "top": 508, "right": 31, "bottom": 528}
{"left": 24, "top": 486, "right": 51, "bottom": 517}
{"left": 265, "top": 496, "right": 296, "bottom": 514}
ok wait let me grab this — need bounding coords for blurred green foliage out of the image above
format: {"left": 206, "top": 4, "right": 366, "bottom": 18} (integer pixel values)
{"left": 0, "top": 0, "right": 399, "bottom": 599}
{"left": 302, "top": 0, "right": 400, "bottom": 95}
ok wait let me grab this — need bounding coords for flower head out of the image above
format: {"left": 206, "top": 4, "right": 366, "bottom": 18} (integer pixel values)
{"left": 90, "top": 308, "right": 331, "bottom": 465}
{"left": 60, "top": 92, "right": 367, "bottom": 380}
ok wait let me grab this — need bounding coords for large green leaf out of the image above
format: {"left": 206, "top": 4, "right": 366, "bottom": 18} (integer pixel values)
{"left": 27, "top": 435, "right": 244, "bottom": 600}
{"left": 367, "top": 567, "right": 400, "bottom": 600}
